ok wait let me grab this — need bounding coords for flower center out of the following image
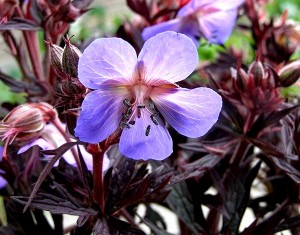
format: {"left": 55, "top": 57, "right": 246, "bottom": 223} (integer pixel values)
{"left": 119, "top": 84, "right": 160, "bottom": 136}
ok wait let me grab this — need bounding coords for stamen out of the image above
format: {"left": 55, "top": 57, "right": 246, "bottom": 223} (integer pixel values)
{"left": 128, "top": 120, "right": 135, "bottom": 125}
{"left": 137, "top": 104, "right": 146, "bottom": 109}
{"left": 123, "top": 99, "right": 131, "bottom": 108}
{"left": 127, "top": 107, "right": 132, "bottom": 115}
{"left": 150, "top": 113, "right": 159, "bottom": 125}
{"left": 120, "top": 122, "right": 130, "bottom": 129}
{"left": 149, "top": 99, "right": 155, "bottom": 111}
{"left": 145, "top": 125, "right": 151, "bottom": 136}
{"left": 122, "top": 113, "right": 129, "bottom": 120}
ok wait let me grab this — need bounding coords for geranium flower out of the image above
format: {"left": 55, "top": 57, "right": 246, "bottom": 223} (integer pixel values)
{"left": 142, "top": 0, "right": 244, "bottom": 46}
{"left": 75, "top": 31, "right": 222, "bottom": 160}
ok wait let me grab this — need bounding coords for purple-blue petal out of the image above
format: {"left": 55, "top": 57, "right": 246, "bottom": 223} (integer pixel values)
{"left": 119, "top": 112, "right": 173, "bottom": 160}
{"left": 142, "top": 19, "right": 181, "bottom": 41}
{"left": 138, "top": 31, "right": 198, "bottom": 84}
{"left": 75, "top": 88, "right": 128, "bottom": 143}
{"left": 199, "top": 9, "right": 238, "bottom": 44}
{"left": 78, "top": 37, "right": 137, "bottom": 89}
{"left": 152, "top": 87, "right": 222, "bottom": 138}
{"left": 0, "top": 147, "right": 7, "bottom": 188}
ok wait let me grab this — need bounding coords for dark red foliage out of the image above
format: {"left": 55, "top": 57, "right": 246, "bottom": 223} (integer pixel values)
{"left": 0, "top": 0, "right": 300, "bottom": 234}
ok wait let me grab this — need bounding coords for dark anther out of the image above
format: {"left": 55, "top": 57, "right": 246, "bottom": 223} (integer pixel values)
{"left": 122, "top": 113, "right": 129, "bottom": 120}
{"left": 123, "top": 99, "right": 131, "bottom": 108}
{"left": 150, "top": 114, "right": 159, "bottom": 125}
{"left": 145, "top": 125, "right": 151, "bottom": 136}
{"left": 120, "top": 122, "right": 130, "bottom": 129}
{"left": 128, "top": 120, "right": 135, "bottom": 125}
{"left": 127, "top": 107, "right": 132, "bottom": 115}
{"left": 149, "top": 100, "right": 155, "bottom": 111}
{"left": 137, "top": 104, "right": 146, "bottom": 109}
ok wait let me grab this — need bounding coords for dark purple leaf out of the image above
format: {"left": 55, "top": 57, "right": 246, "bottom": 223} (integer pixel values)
{"left": 248, "top": 138, "right": 285, "bottom": 158}
{"left": 144, "top": 205, "right": 167, "bottom": 231}
{"left": 272, "top": 157, "right": 300, "bottom": 183}
{"left": 249, "top": 200, "right": 289, "bottom": 234}
{"left": 93, "top": 218, "right": 110, "bottom": 235}
{"left": 274, "top": 214, "right": 300, "bottom": 233}
{"left": 0, "top": 71, "right": 41, "bottom": 94}
{"left": 249, "top": 105, "right": 300, "bottom": 137}
{"left": 21, "top": 141, "right": 81, "bottom": 212}
{"left": 72, "top": 0, "right": 93, "bottom": 9}
{"left": 0, "top": 18, "right": 40, "bottom": 31}
{"left": 108, "top": 217, "right": 146, "bottom": 235}
{"left": 222, "top": 162, "right": 261, "bottom": 234}
{"left": 166, "top": 182, "right": 201, "bottom": 234}
{"left": 171, "top": 155, "right": 221, "bottom": 185}
{"left": 126, "top": 0, "right": 150, "bottom": 22}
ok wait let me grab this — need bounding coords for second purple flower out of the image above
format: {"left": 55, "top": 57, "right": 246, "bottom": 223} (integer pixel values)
{"left": 75, "top": 31, "right": 222, "bottom": 160}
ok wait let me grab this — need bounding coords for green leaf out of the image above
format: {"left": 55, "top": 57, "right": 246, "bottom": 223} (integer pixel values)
{"left": 0, "top": 81, "right": 26, "bottom": 105}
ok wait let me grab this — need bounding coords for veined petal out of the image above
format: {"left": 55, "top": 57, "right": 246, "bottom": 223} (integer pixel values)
{"left": 18, "top": 138, "right": 60, "bottom": 166}
{"left": 206, "top": 0, "right": 244, "bottom": 11}
{"left": 75, "top": 88, "right": 128, "bottom": 143}
{"left": 152, "top": 87, "right": 222, "bottom": 138}
{"left": 138, "top": 31, "right": 198, "bottom": 84}
{"left": 199, "top": 9, "right": 238, "bottom": 44}
{"left": 178, "top": 0, "right": 244, "bottom": 16}
{"left": 78, "top": 38, "right": 137, "bottom": 89}
{"left": 177, "top": 0, "right": 201, "bottom": 17}
{"left": 18, "top": 139, "right": 54, "bottom": 154}
{"left": 142, "top": 19, "right": 182, "bottom": 41}
{"left": 119, "top": 112, "right": 173, "bottom": 160}
{"left": 63, "top": 146, "right": 110, "bottom": 172}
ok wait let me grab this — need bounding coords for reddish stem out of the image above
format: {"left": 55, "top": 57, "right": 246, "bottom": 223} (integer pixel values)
{"left": 15, "top": 6, "right": 45, "bottom": 81}
{"left": 88, "top": 143, "right": 106, "bottom": 213}
{"left": 51, "top": 117, "right": 82, "bottom": 174}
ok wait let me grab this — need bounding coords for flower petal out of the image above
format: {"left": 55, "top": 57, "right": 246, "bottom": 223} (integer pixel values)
{"left": 18, "top": 139, "right": 54, "bottom": 154}
{"left": 152, "top": 87, "right": 222, "bottom": 138}
{"left": 63, "top": 146, "right": 110, "bottom": 171}
{"left": 199, "top": 9, "right": 238, "bottom": 44}
{"left": 178, "top": 0, "right": 244, "bottom": 16}
{"left": 206, "top": 0, "right": 244, "bottom": 11}
{"left": 138, "top": 31, "right": 198, "bottom": 84}
{"left": 78, "top": 37, "right": 137, "bottom": 89}
{"left": 119, "top": 112, "right": 173, "bottom": 160}
{"left": 75, "top": 88, "right": 128, "bottom": 143}
{"left": 142, "top": 19, "right": 182, "bottom": 41}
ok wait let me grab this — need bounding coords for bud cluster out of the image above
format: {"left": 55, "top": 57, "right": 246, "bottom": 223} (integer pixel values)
{"left": 220, "top": 60, "right": 283, "bottom": 114}
{"left": 0, "top": 103, "right": 57, "bottom": 157}
{"left": 29, "top": 0, "right": 91, "bottom": 41}
{"left": 0, "top": 0, "right": 17, "bottom": 24}
{"left": 46, "top": 37, "right": 86, "bottom": 108}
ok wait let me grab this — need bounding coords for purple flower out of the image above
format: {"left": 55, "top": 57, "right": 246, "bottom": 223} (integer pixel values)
{"left": 0, "top": 147, "right": 8, "bottom": 188}
{"left": 142, "top": 0, "right": 244, "bottom": 46}
{"left": 18, "top": 123, "right": 110, "bottom": 171}
{"left": 75, "top": 31, "right": 222, "bottom": 160}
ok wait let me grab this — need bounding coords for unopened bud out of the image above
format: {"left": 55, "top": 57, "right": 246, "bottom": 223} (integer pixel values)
{"left": 0, "top": 103, "right": 57, "bottom": 157}
{"left": 45, "top": 39, "right": 64, "bottom": 73}
{"left": 278, "top": 60, "right": 300, "bottom": 87}
{"left": 248, "top": 60, "right": 265, "bottom": 85}
{"left": 62, "top": 36, "right": 82, "bottom": 78}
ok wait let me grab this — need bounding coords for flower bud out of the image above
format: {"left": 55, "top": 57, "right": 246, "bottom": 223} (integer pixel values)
{"left": 45, "top": 39, "right": 64, "bottom": 74}
{"left": 248, "top": 60, "right": 265, "bottom": 85}
{"left": 0, "top": 103, "right": 57, "bottom": 157}
{"left": 0, "top": 0, "right": 18, "bottom": 24}
{"left": 62, "top": 36, "right": 82, "bottom": 78}
{"left": 278, "top": 60, "right": 300, "bottom": 87}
